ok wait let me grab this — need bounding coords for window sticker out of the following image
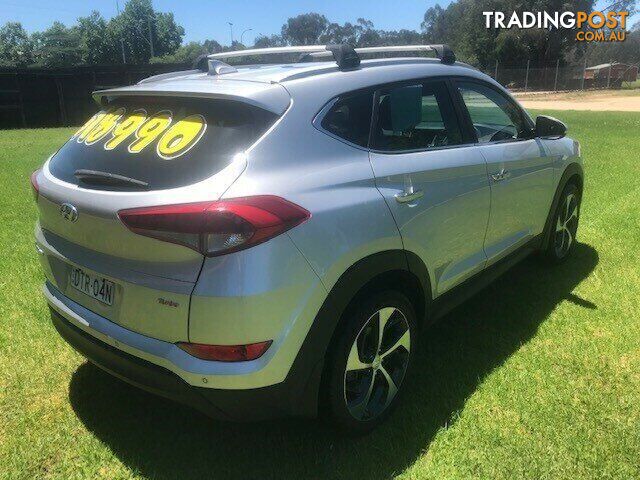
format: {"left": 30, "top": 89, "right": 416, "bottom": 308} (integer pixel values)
{"left": 84, "top": 107, "right": 126, "bottom": 145}
{"left": 157, "top": 114, "right": 207, "bottom": 160}
{"left": 127, "top": 110, "right": 173, "bottom": 154}
{"left": 72, "top": 108, "right": 209, "bottom": 159}
{"left": 104, "top": 109, "right": 148, "bottom": 151}
{"left": 75, "top": 110, "right": 109, "bottom": 143}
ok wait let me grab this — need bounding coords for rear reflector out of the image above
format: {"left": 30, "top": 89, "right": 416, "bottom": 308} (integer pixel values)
{"left": 118, "top": 196, "right": 310, "bottom": 256}
{"left": 177, "top": 340, "right": 272, "bottom": 362}
{"left": 30, "top": 169, "right": 40, "bottom": 202}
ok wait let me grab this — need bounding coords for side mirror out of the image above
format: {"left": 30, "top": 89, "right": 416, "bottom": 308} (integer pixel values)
{"left": 535, "top": 115, "right": 567, "bottom": 138}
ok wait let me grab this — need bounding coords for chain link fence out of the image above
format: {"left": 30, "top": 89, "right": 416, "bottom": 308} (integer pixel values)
{"left": 0, "top": 58, "right": 638, "bottom": 129}
{"left": 0, "top": 64, "right": 188, "bottom": 130}
{"left": 479, "top": 60, "right": 639, "bottom": 93}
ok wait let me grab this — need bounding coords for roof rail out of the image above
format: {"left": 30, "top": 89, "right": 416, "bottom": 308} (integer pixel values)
{"left": 309, "top": 44, "right": 456, "bottom": 65}
{"left": 209, "top": 44, "right": 360, "bottom": 70}
{"left": 208, "top": 44, "right": 456, "bottom": 68}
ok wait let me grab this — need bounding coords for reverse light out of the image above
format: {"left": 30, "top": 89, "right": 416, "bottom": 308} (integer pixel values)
{"left": 117, "top": 196, "right": 310, "bottom": 256}
{"left": 30, "top": 169, "right": 41, "bottom": 202}
{"left": 177, "top": 340, "right": 272, "bottom": 362}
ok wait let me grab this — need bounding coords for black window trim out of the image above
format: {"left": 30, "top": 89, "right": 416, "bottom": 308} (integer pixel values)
{"left": 451, "top": 77, "right": 536, "bottom": 146}
{"left": 312, "top": 74, "right": 536, "bottom": 155}
{"left": 312, "top": 88, "right": 376, "bottom": 152}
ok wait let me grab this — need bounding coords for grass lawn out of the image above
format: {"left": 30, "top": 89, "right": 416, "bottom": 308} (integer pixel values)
{"left": 622, "top": 80, "right": 640, "bottom": 90}
{"left": 0, "top": 109, "right": 639, "bottom": 479}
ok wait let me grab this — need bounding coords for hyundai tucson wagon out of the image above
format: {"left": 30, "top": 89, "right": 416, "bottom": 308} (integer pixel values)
{"left": 32, "top": 44, "right": 583, "bottom": 433}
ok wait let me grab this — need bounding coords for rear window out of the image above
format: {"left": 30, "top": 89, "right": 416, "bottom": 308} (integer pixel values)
{"left": 320, "top": 92, "right": 373, "bottom": 147}
{"left": 49, "top": 97, "right": 278, "bottom": 190}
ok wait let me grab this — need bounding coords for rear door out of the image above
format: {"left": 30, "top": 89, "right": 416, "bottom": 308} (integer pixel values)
{"left": 36, "top": 96, "right": 279, "bottom": 341}
{"left": 454, "top": 80, "right": 554, "bottom": 264}
{"left": 368, "top": 79, "right": 491, "bottom": 296}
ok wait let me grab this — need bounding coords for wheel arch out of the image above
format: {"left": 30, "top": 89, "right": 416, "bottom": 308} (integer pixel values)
{"left": 541, "top": 162, "right": 584, "bottom": 251}
{"left": 283, "top": 249, "right": 431, "bottom": 417}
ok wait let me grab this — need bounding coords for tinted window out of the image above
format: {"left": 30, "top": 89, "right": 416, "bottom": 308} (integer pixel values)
{"left": 372, "top": 80, "right": 463, "bottom": 152}
{"left": 457, "top": 82, "right": 531, "bottom": 143}
{"left": 49, "top": 97, "right": 278, "bottom": 190}
{"left": 320, "top": 92, "right": 373, "bottom": 147}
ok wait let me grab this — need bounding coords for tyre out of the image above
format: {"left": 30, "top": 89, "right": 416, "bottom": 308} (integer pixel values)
{"left": 324, "top": 291, "right": 417, "bottom": 434}
{"left": 544, "top": 182, "right": 581, "bottom": 263}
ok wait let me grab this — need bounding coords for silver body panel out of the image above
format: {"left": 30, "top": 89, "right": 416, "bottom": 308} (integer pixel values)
{"left": 480, "top": 139, "right": 555, "bottom": 264}
{"left": 370, "top": 144, "right": 491, "bottom": 296}
{"left": 36, "top": 57, "right": 582, "bottom": 391}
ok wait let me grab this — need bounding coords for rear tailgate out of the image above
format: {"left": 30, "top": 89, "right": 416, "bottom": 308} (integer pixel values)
{"left": 36, "top": 93, "right": 283, "bottom": 341}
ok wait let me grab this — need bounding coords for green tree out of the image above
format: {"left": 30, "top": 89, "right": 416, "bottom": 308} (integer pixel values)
{"left": 281, "top": 13, "right": 328, "bottom": 45}
{"left": 204, "top": 39, "right": 223, "bottom": 53}
{"left": 378, "top": 29, "right": 425, "bottom": 46}
{"left": 254, "top": 34, "right": 285, "bottom": 48}
{"left": 153, "top": 11, "right": 184, "bottom": 56}
{"left": 32, "top": 22, "right": 82, "bottom": 67}
{"left": 150, "top": 41, "right": 207, "bottom": 65}
{"left": 0, "top": 22, "right": 34, "bottom": 67}
{"left": 109, "top": 0, "right": 184, "bottom": 64}
{"left": 586, "top": 29, "right": 640, "bottom": 65}
{"left": 318, "top": 18, "right": 377, "bottom": 46}
{"left": 76, "top": 11, "right": 118, "bottom": 65}
{"left": 421, "top": 0, "right": 597, "bottom": 68}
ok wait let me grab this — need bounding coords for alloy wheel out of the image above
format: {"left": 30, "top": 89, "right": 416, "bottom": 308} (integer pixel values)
{"left": 554, "top": 192, "right": 579, "bottom": 258}
{"left": 343, "top": 307, "right": 411, "bottom": 421}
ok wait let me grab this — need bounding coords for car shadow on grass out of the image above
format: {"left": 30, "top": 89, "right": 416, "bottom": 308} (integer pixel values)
{"left": 69, "top": 243, "right": 598, "bottom": 480}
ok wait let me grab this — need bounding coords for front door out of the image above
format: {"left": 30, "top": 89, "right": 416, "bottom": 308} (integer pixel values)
{"left": 369, "top": 79, "right": 491, "bottom": 297}
{"left": 455, "top": 80, "right": 554, "bottom": 264}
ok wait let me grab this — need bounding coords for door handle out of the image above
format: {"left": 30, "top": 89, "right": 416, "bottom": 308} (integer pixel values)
{"left": 491, "top": 168, "right": 510, "bottom": 182}
{"left": 395, "top": 190, "right": 424, "bottom": 204}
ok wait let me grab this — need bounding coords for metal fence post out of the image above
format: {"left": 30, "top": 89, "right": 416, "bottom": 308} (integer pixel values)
{"left": 524, "top": 59, "right": 530, "bottom": 92}
{"left": 54, "top": 77, "right": 67, "bottom": 127}
{"left": 15, "top": 73, "right": 27, "bottom": 128}
{"left": 494, "top": 59, "right": 498, "bottom": 82}
{"left": 554, "top": 58, "right": 560, "bottom": 91}
{"left": 606, "top": 60, "right": 612, "bottom": 88}
{"left": 581, "top": 57, "right": 587, "bottom": 90}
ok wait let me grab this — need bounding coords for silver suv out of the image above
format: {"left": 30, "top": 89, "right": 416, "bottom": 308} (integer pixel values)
{"left": 32, "top": 44, "right": 583, "bottom": 433}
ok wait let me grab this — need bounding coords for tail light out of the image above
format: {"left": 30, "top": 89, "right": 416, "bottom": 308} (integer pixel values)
{"left": 118, "top": 195, "right": 310, "bottom": 256}
{"left": 177, "top": 340, "right": 272, "bottom": 362}
{"left": 30, "top": 169, "right": 40, "bottom": 202}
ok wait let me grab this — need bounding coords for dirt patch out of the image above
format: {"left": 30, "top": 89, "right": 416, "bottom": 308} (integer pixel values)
{"left": 514, "top": 90, "right": 640, "bottom": 112}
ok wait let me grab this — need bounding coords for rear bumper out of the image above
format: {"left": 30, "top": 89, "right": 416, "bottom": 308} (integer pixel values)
{"left": 51, "top": 308, "right": 318, "bottom": 421}
{"left": 45, "top": 280, "right": 324, "bottom": 420}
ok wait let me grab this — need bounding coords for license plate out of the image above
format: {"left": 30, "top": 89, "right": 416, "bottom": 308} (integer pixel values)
{"left": 69, "top": 267, "right": 115, "bottom": 306}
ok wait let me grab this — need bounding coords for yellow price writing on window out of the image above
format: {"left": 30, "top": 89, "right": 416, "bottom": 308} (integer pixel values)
{"left": 128, "top": 111, "right": 173, "bottom": 154}
{"left": 157, "top": 114, "right": 207, "bottom": 160}
{"left": 73, "top": 108, "right": 208, "bottom": 159}
{"left": 75, "top": 110, "right": 108, "bottom": 143}
{"left": 104, "top": 109, "right": 148, "bottom": 151}
{"left": 84, "top": 108, "right": 126, "bottom": 145}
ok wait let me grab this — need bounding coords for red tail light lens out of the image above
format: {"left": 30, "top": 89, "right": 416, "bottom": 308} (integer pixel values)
{"left": 118, "top": 196, "right": 310, "bottom": 256}
{"left": 30, "top": 169, "right": 41, "bottom": 202}
{"left": 177, "top": 340, "right": 272, "bottom": 362}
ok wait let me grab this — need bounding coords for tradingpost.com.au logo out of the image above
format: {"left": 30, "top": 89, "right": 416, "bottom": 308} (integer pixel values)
{"left": 483, "top": 11, "right": 630, "bottom": 42}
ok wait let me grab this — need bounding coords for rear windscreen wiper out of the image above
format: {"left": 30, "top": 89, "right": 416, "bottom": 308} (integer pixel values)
{"left": 74, "top": 169, "right": 149, "bottom": 189}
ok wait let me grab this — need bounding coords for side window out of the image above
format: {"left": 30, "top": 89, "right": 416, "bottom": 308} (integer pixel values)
{"left": 372, "top": 80, "right": 463, "bottom": 152}
{"left": 457, "top": 82, "right": 531, "bottom": 143}
{"left": 320, "top": 92, "right": 373, "bottom": 147}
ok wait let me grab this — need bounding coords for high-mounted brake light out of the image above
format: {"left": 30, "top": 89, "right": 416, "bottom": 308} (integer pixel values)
{"left": 118, "top": 196, "right": 310, "bottom": 256}
{"left": 30, "top": 169, "right": 40, "bottom": 202}
{"left": 177, "top": 340, "right": 272, "bottom": 362}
